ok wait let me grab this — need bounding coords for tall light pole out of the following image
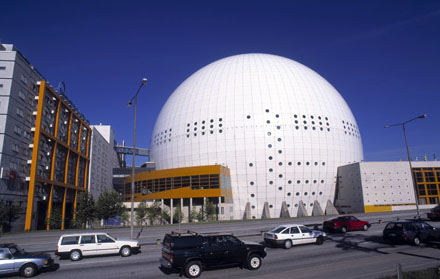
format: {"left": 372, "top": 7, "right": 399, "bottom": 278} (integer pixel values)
{"left": 127, "top": 78, "right": 147, "bottom": 239}
{"left": 385, "top": 114, "right": 427, "bottom": 220}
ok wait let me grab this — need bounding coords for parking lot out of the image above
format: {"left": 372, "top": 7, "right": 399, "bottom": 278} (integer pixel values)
{"left": 2, "top": 209, "right": 440, "bottom": 279}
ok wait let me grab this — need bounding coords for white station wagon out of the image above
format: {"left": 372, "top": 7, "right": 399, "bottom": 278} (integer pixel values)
{"left": 264, "top": 224, "right": 326, "bottom": 249}
{"left": 55, "top": 232, "right": 140, "bottom": 261}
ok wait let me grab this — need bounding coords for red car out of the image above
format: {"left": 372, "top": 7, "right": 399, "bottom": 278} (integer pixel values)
{"left": 323, "top": 216, "right": 371, "bottom": 233}
{"left": 427, "top": 205, "right": 440, "bottom": 221}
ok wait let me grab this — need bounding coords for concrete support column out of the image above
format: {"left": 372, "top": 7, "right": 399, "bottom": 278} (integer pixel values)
{"left": 180, "top": 198, "right": 183, "bottom": 223}
{"left": 189, "top": 198, "right": 193, "bottom": 222}
{"left": 170, "top": 199, "right": 173, "bottom": 224}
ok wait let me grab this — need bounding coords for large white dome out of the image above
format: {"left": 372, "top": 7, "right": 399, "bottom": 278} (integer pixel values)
{"left": 150, "top": 53, "right": 363, "bottom": 219}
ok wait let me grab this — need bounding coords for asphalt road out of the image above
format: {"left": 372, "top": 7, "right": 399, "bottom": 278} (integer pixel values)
{"left": 2, "top": 209, "right": 440, "bottom": 279}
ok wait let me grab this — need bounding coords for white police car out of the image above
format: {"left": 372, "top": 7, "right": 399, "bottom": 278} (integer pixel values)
{"left": 264, "top": 224, "right": 326, "bottom": 249}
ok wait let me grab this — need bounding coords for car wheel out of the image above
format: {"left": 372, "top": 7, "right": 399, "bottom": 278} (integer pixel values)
{"left": 363, "top": 224, "right": 369, "bottom": 231}
{"left": 70, "top": 250, "right": 82, "bottom": 261}
{"left": 20, "top": 263, "right": 37, "bottom": 278}
{"left": 184, "top": 261, "right": 202, "bottom": 278}
{"left": 341, "top": 227, "right": 347, "bottom": 233}
{"left": 120, "top": 246, "right": 132, "bottom": 257}
{"left": 316, "top": 236, "right": 324, "bottom": 245}
{"left": 247, "top": 254, "right": 262, "bottom": 270}
{"left": 284, "top": 240, "right": 292, "bottom": 249}
{"left": 413, "top": 237, "right": 421, "bottom": 246}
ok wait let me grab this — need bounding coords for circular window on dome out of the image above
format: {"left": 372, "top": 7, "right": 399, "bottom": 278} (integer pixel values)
{"left": 269, "top": 156, "right": 273, "bottom": 160}
{"left": 287, "top": 192, "right": 291, "bottom": 196}
{"left": 250, "top": 181, "right": 254, "bottom": 185}
{"left": 269, "top": 168, "right": 273, "bottom": 172}
{"left": 267, "top": 132, "right": 272, "bottom": 136}
{"left": 278, "top": 174, "right": 283, "bottom": 178}
{"left": 251, "top": 194, "right": 255, "bottom": 198}
{"left": 266, "top": 120, "right": 270, "bottom": 124}
{"left": 275, "top": 114, "right": 279, "bottom": 118}
{"left": 277, "top": 138, "right": 282, "bottom": 142}
{"left": 269, "top": 181, "right": 273, "bottom": 185}
{"left": 249, "top": 163, "right": 253, "bottom": 167}
{"left": 268, "top": 144, "right": 272, "bottom": 148}
{"left": 288, "top": 180, "right": 292, "bottom": 184}
{"left": 247, "top": 115, "right": 251, "bottom": 119}
{"left": 265, "top": 109, "right": 270, "bottom": 113}
{"left": 278, "top": 162, "right": 283, "bottom": 166}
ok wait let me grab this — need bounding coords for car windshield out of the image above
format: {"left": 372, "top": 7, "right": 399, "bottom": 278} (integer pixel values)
{"left": 270, "top": 226, "right": 287, "bottom": 233}
{"left": 9, "top": 245, "right": 26, "bottom": 256}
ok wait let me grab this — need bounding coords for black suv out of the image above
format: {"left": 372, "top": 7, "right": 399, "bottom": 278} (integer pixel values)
{"left": 160, "top": 231, "right": 267, "bottom": 278}
{"left": 383, "top": 220, "right": 440, "bottom": 246}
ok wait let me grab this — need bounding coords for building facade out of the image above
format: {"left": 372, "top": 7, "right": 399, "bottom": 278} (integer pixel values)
{"left": 25, "top": 80, "right": 91, "bottom": 230}
{"left": 0, "top": 44, "right": 45, "bottom": 231}
{"left": 150, "top": 53, "right": 363, "bottom": 220}
{"left": 335, "top": 161, "right": 440, "bottom": 214}
{"left": 89, "top": 125, "right": 120, "bottom": 199}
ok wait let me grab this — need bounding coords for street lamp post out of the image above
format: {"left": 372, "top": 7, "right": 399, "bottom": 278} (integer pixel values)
{"left": 127, "top": 78, "right": 147, "bottom": 239}
{"left": 385, "top": 114, "right": 427, "bottom": 220}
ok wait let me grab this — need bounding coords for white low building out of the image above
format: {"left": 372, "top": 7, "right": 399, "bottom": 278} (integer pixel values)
{"left": 335, "top": 161, "right": 440, "bottom": 214}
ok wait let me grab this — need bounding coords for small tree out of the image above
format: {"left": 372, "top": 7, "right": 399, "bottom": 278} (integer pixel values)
{"left": 173, "top": 206, "right": 184, "bottom": 224}
{"left": 146, "top": 201, "right": 161, "bottom": 225}
{"left": 196, "top": 207, "right": 205, "bottom": 222}
{"left": 189, "top": 208, "right": 198, "bottom": 223}
{"left": 74, "top": 192, "right": 96, "bottom": 229}
{"left": 120, "top": 206, "right": 129, "bottom": 226}
{"left": 48, "top": 205, "right": 63, "bottom": 230}
{"left": 136, "top": 201, "right": 148, "bottom": 226}
{"left": 160, "top": 208, "right": 171, "bottom": 225}
{"left": 0, "top": 200, "right": 20, "bottom": 233}
{"left": 95, "top": 190, "right": 124, "bottom": 224}
{"left": 205, "top": 200, "right": 217, "bottom": 221}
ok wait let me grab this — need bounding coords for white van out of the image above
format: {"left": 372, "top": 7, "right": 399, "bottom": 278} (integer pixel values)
{"left": 55, "top": 232, "right": 140, "bottom": 261}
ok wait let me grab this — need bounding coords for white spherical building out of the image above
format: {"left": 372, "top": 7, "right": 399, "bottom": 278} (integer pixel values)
{"left": 150, "top": 53, "right": 363, "bottom": 219}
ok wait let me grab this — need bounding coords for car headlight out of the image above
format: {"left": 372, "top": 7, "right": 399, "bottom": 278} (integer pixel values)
{"left": 42, "top": 260, "right": 49, "bottom": 264}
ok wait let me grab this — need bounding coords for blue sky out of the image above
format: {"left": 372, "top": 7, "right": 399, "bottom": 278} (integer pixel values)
{"left": 1, "top": 0, "right": 439, "bottom": 163}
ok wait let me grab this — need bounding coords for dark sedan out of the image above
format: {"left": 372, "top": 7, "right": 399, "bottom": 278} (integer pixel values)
{"left": 383, "top": 220, "right": 440, "bottom": 246}
{"left": 323, "top": 216, "right": 371, "bottom": 233}
{"left": 427, "top": 205, "right": 440, "bottom": 221}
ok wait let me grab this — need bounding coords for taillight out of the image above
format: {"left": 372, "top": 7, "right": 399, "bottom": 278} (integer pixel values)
{"left": 56, "top": 246, "right": 58, "bottom": 253}
{"left": 274, "top": 235, "right": 278, "bottom": 240}
{"left": 402, "top": 233, "right": 407, "bottom": 239}
{"left": 169, "top": 253, "right": 173, "bottom": 263}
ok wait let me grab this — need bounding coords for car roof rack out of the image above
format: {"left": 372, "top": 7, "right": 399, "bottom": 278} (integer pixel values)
{"left": 170, "top": 230, "right": 199, "bottom": 236}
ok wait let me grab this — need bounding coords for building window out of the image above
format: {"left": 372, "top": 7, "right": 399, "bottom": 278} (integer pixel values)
{"left": 0, "top": 66, "right": 5, "bottom": 70}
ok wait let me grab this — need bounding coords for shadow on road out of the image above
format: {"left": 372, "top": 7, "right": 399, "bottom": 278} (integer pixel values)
{"left": 327, "top": 233, "right": 391, "bottom": 255}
